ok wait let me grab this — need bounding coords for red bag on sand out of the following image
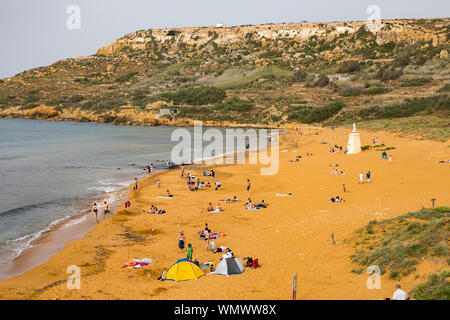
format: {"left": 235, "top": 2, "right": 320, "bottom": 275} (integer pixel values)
{"left": 250, "top": 259, "right": 259, "bottom": 268}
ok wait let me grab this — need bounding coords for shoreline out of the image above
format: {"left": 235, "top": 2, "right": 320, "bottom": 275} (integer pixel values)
{"left": 0, "top": 180, "right": 131, "bottom": 281}
{"left": 0, "top": 129, "right": 259, "bottom": 281}
{"left": 0, "top": 126, "right": 448, "bottom": 299}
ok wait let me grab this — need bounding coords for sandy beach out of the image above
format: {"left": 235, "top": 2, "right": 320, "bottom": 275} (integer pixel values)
{"left": 0, "top": 126, "right": 448, "bottom": 300}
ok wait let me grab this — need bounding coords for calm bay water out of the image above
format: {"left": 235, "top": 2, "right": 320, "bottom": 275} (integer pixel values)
{"left": 0, "top": 118, "right": 228, "bottom": 270}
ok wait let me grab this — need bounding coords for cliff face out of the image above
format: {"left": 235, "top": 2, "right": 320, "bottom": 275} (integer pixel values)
{"left": 97, "top": 19, "right": 448, "bottom": 56}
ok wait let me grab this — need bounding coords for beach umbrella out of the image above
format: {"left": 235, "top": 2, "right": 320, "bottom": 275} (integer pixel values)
{"left": 214, "top": 257, "right": 245, "bottom": 276}
{"left": 165, "top": 258, "right": 205, "bottom": 281}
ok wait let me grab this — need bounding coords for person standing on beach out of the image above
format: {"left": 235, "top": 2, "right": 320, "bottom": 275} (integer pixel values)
{"left": 210, "top": 170, "right": 215, "bottom": 180}
{"left": 178, "top": 231, "right": 185, "bottom": 252}
{"left": 366, "top": 171, "right": 371, "bottom": 183}
{"left": 92, "top": 203, "right": 98, "bottom": 224}
{"left": 187, "top": 243, "right": 193, "bottom": 261}
{"left": 134, "top": 178, "right": 138, "bottom": 191}
{"left": 359, "top": 172, "right": 364, "bottom": 184}
{"left": 103, "top": 201, "right": 110, "bottom": 215}
{"left": 247, "top": 179, "right": 251, "bottom": 193}
{"left": 389, "top": 155, "right": 392, "bottom": 164}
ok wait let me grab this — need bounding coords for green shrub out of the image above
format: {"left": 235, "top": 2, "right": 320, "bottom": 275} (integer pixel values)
{"left": 340, "top": 86, "right": 363, "bottom": 96}
{"left": 437, "top": 83, "right": 450, "bottom": 93}
{"left": 399, "top": 78, "right": 432, "bottom": 87}
{"left": 314, "top": 74, "right": 330, "bottom": 87}
{"left": 376, "top": 66, "right": 403, "bottom": 81}
{"left": 116, "top": 71, "right": 139, "bottom": 83}
{"left": 69, "top": 94, "right": 85, "bottom": 103}
{"left": 158, "top": 86, "right": 226, "bottom": 105}
{"left": 337, "top": 60, "right": 361, "bottom": 73}
{"left": 213, "top": 96, "right": 254, "bottom": 112}
{"left": 291, "top": 70, "right": 308, "bottom": 83}
{"left": 24, "top": 90, "right": 39, "bottom": 104}
{"left": 288, "top": 101, "right": 345, "bottom": 124}
{"left": 410, "top": 270, "right": 450, "bottom": 300}
{"left": 365, "top": 85, "right": 390, "bottom": 95}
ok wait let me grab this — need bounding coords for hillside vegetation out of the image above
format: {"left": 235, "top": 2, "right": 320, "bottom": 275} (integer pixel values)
{"left": 0, "top": 18, "right": 449, "bottom": 139}
{"left": 348, "top": 207, "right": 449, "bottom": 299}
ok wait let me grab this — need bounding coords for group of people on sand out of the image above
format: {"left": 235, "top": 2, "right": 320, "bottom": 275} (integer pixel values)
{"left": 143, "top": 205, "right": 165, "bottom": 214}
{"left": 358, "top": 171, "right": 371, "bottom": 184}
{"left": 329, "top": 196, "right": 345, "bottom": 203}
{"left": 92, "top": 201, "right": 112, "bottom": 224}
{"left": 330, "top": 168, "right": 345, "bottom": 175}
{"left": 381, "top": 151, "right": 392, "bottom": 163}
{"left": 142, "top": 163, "right": 155, "bottom": 175}
{"left": 207, "top": 202, "right": 223, "bottom": 213}
{"left": 184, "top": 170, "right": 222, "bottom": 191}
{"left": 244, "top": 198, "right": 268, "bottom": 209}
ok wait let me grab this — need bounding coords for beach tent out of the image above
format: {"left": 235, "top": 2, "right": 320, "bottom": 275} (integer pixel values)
{"left": 166, "top": 258, "right": 205, "bottom": 281}
{"left": 346, "top": 123, "right": 361, "bottom": 154}
{"left": 214, "top": 257, "right": 245, "bottom": 276}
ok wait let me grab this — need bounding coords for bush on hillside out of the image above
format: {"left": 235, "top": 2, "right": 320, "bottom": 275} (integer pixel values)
{"left": 158, "top": 86, "right": 226, "bottom": 105}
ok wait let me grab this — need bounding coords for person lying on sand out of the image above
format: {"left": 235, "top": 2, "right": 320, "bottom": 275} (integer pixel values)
{"left": 214, "top": 181, "right": 222, "bottom": 190}
{"left": 289, "top": 159, "right": 300, "bottom": 162}
{"left": 437, "top": 160, "right": 450, "bottom": 163}
{"left": 213, "top": 245, "right": 229, "bottom": 253}
{"left": 207, "top": 202, "right": 214, "bottom": 212}
{"left": 329, "top": 196, "right": 345, "bottom": 202}
{"left": 220, "top": 195, "right": 241, "bottom": 203}
{"left": 143, "top": 205, "right": 165, "bottom": 214}
{"left": 244, "top": 198, "right": 252, "bottom": 206}
{"left": 275, "top": 193, "right": 293, "bottom": 197}
{"left": 329, "top": 163, "right": 339, "bottom": 167}
{"left": 165, "top": 190, "right": 173, "bottom": 197}
{"left": 254, "top": 200, "right": 268, "bottom": 208}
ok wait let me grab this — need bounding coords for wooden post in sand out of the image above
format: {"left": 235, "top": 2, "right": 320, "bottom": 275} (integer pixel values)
{"left": 431, "top": 198, "right": 436, "bottom": 208}
{"left": 291, "top": 273, "right": 297, "bottom": 300}
{"left": 331, "top": 233, "right": 335, "bottom": 245}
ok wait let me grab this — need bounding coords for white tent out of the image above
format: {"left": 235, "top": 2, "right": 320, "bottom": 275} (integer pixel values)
{"left": 345, "top": 123, "right": 361, "bottom": 154}
{"left": 214, "top": 257, "right": 245, "bottom": 276}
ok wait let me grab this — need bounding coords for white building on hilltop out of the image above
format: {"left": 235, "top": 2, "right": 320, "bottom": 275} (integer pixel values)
{"left": 345, "top": 123, "right": 361, "bottom": 154}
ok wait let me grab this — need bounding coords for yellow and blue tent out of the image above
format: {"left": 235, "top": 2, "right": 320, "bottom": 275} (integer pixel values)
{"left": 166, "top": 258, "right": 205, "bottom": 282}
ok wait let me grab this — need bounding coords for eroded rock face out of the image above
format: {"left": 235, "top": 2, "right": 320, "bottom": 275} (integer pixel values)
{"left": 96, "top": 19, "right": 448, "bottom": 56}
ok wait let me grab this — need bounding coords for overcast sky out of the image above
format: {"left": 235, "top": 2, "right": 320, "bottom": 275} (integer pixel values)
{"left": 0, "top": 0, "right": 449, "bottom": 78}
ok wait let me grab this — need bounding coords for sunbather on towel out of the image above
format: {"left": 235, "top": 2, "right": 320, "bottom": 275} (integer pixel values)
{"left": 254, "top": 200, "right": 268, "bottom": 208}
{"left": 213, "top": 245, "right": 229, "bottom": 254}
{"left": 329, "top": 196, "right": 345, "bottom": 202}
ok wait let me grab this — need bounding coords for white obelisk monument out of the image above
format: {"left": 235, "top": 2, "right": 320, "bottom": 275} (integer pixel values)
{"left": 346, "top": 123, "right": 361, "bottom": 154}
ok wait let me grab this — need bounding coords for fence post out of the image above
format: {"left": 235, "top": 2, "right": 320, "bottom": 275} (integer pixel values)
{"left": 291, "top": 273, "right": 297, "bottom": 300}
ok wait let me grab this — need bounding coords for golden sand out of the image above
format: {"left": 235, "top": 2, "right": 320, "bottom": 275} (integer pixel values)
{"left": 0, "top": 126, "right": 449, "bottom": 300}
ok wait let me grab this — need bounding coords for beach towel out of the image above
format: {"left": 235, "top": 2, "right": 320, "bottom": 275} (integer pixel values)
{"left": 121, "top": 262, "right": 149, "bottom": 269}
{"left": 133, "top": 258, "right": 153, "bottom": 263}
{"left": 246, "top": 206, "right": 261, "bottom": 210}
{"left": 275, "top": 193, "right": 293, "bottom": 197}
{"left": 208, "top": 209, "right": 223, "bottom": 213}
{"left": 209, "top": 232, "right": 223, "bottom": 239}
{"left": 155, "top": 196, "right": 173, "bottom": 199}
